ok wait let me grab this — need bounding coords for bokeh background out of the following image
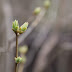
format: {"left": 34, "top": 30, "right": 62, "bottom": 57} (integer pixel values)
{"left": 0, "top": 0, "right": 72, "bottom": 72}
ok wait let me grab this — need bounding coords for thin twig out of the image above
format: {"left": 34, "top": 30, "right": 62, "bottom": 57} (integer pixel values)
{"left": 15, "top": 63, "right": 18, "bottom": 72}
{"left": 15, "top": 33, "right": 18, "bottom": 72}
{"left": 16, "top": 33, "right": 18, "bottom": 57}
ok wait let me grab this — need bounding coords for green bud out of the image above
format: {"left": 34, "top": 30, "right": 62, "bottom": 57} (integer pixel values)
{"left": 34, "top": 7, "right": 41, "bottom": 15}
{"left": 15, "top": 57, "right": 23, "bottom": 63}
{"left": 19, "top": 22, "right": 28, "bottom": 34}
{"left": 19, "top": 45, "right": 28, "bottom": 54}
{"left": 44, "top": 0, "right": 51, "bottom": 9}
{"left": 12, "top": 20, "right": 19, "bottom": 32}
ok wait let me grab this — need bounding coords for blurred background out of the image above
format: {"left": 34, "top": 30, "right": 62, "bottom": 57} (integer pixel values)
{"left": 0, "top": 0, "right": 72, "bottom": 72}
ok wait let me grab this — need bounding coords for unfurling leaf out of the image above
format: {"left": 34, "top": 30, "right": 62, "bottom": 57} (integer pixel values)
{"left": 12, "top": 20, "right": 19, "bottom": 32}
{"left": 19, "top": 22, "right": 28, "bottom": 34}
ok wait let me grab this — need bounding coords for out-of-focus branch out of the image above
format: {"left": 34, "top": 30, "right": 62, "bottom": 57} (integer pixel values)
{"left": 27, "top": 15, "right": 35, "bottom": 23}
{"left": 18, "top": 45, "right": 28, "bottom": 72}
{"left": 33, "top": 33, "right": 59, "bottom": 72}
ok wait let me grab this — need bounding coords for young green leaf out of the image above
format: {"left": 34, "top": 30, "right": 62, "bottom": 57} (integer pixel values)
{"left": 12, "top": 20, "right": 19, "bottom": 32}
{"left": 19, "top": 22, "right": 29, "bottom": 34}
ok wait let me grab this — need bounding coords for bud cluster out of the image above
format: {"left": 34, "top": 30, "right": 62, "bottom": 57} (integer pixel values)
{"left": 15, "top": 57, "right": 23, "bottom": 63}
{"left": 12, "top": 20, "right": 28, "bottom": 34}
{"left": 15, "top": 56, "right": 26, "bottom": 63}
